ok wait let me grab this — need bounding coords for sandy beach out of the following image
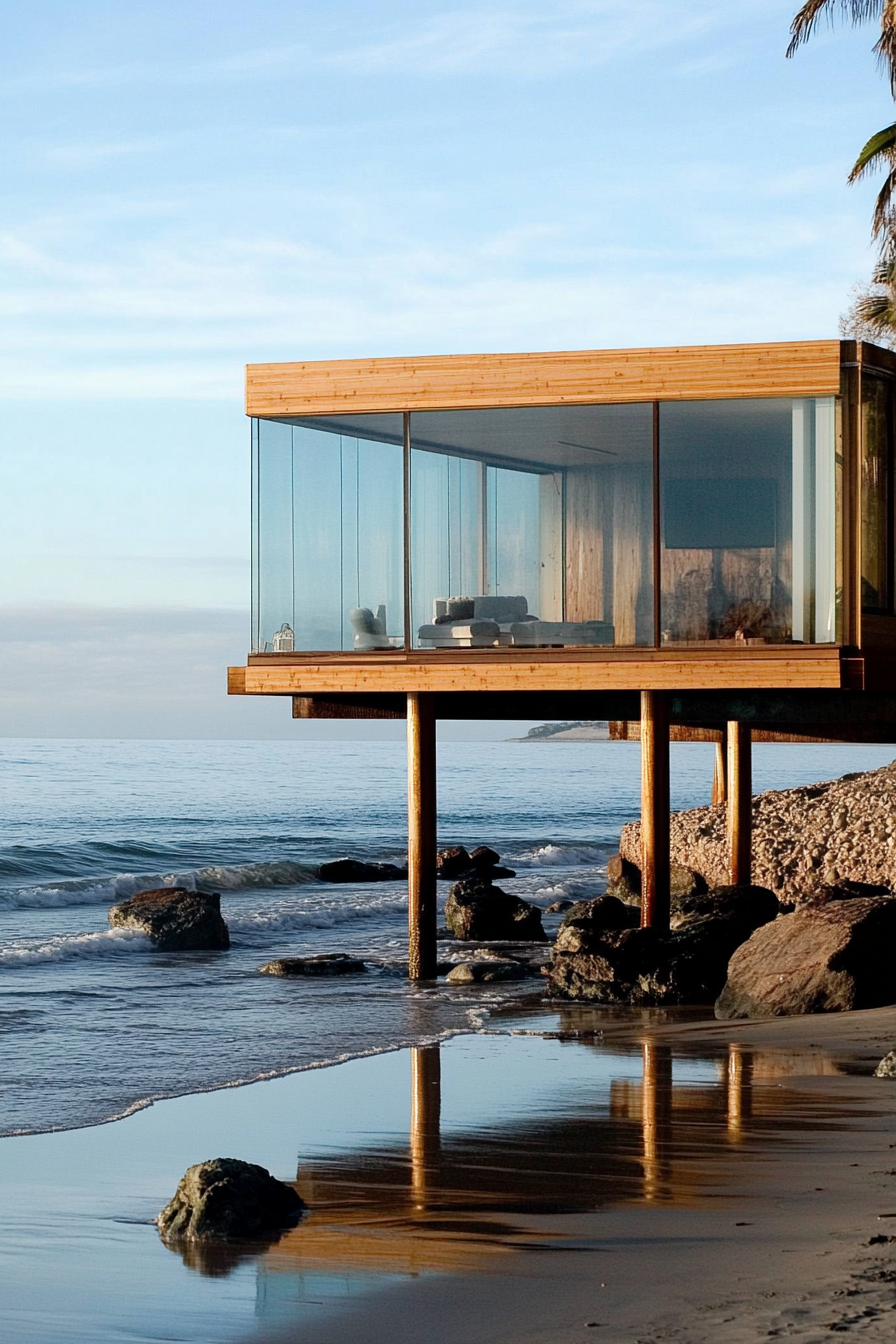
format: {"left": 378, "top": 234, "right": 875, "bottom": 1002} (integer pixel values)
{"left": 4, "top": 1000, "right": 896, "bottom": 1344}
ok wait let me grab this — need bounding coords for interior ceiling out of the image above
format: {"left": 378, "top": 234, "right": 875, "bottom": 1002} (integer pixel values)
{"left": 277, "top": 398, "right": 798, "bottom": 473}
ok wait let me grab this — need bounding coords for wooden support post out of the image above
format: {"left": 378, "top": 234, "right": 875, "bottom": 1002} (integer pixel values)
{"left": 640, "top": 689, "right": 670, "bottom": 933}
{"left": 712, "top": 741, "right": 727, "bottom": 807}
{"left": 407, "top": 691, "right": 437, "bottom": 980}
{"left": 726, "top": 721, "right": 752, "bottom": 886}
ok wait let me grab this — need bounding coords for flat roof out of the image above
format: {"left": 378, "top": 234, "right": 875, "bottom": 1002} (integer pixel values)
{"left": 244, "top": 339, "right": 873, "bottom": 417}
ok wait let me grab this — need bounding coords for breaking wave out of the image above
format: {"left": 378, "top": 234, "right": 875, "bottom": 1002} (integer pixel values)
{"left": 0, "top": 928, "right": 152, "bottom": 967}
{"left": 0, "top": 859, "right": 321, "bottom": 910}
{"left": 511, "top": 843, "right": 608, "bottom": 868}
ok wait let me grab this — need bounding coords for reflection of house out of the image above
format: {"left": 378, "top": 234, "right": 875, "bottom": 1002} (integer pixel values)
{"left": 230, "top": 341, "right": 896, "bottom": 973}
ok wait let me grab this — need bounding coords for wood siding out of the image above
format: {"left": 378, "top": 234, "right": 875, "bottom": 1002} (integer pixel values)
{"left": 247, "top": 341, "right": 843, "bottom": 417}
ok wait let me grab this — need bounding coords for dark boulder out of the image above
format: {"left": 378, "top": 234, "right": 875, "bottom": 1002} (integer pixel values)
{"left": 259, "top": 954, "right": 366, "bottom": 977}
{"left": 605, "top": 853, "right": 707, "bottom": 910}
{"left": 545, "top": 899, "right": 575, "bottom": 913}
{"left": 546, "top": 885, "right": 779, "bottom": 1006}
{"left": 469, "top": 845, "right": 501, "bottom": 870}
{"left": 437, "top": 844, "right": 515, "bottom": 881}
{"left": 671, "top": 884, "right": 779, "bottom": 930}
{"left": 716, "top": 895, "right": 896, "bottom": 1019}
{"left": 553, "top": 895, "right": 641, "bottom": 953}
{"left": 108, "top": 888, "right": 229, "bottom": 951}
{"left": 158, "top": 1158, "right": 304, "bottom": 1243}
{"left": 318, "top": 858, "right": 407, "bottom": 883}
{"left": 800, "top": 877, "right": 892, "bottom": 906}
{"left": 605, "top": 853, "right": 641, "bottom": 902}
{"left": 445, "top": 878, "right": 546, "bottom": 942}
{"left": 436, "top": 846, "right": 472, "bottom": 879}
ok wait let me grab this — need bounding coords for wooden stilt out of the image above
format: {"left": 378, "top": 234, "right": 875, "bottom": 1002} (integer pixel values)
{"left": 726, "top": 721, "right": 752, "bottom": 886}
{"left": 640, "top": 689, "right": 670, "bottom": 933}
{"left": 711, "top": 741, "right": 728, "bottom": 807}
{"left": 407, "top": 691, "right": 437, "bottom": 980}
{"left": 410, "top": 1043, "right": 441, "bottom": 1208}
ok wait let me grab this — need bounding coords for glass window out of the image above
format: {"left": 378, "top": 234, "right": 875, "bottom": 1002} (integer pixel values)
{"left": 410, "top": 404, "right": 654, "bottom": 648}
{"left": 658, "top": 397, "right": 837, "bottom": 645}
{"left": 251, "top": 414, "right": 404, "bottom": 652}
{"left": 861, "top": 376, "right": 892, "bottom": 612}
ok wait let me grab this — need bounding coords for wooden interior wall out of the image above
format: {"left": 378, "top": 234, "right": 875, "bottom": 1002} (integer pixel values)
{"left": 564, "top": 465, "right": 652, "bottom": 643}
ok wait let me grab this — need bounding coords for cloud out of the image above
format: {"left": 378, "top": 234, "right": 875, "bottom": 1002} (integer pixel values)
{"left": 0, "top": 1, "right": 779, "bottom": 92}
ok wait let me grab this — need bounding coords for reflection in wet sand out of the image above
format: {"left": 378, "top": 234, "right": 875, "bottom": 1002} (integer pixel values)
{"left": 245, "top": 1034, "right": 859, "bottom": 1302}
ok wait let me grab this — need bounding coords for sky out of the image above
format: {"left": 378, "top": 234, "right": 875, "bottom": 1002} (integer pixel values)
{"left": 0, "top": 0, "right": 891, "bottom": 737}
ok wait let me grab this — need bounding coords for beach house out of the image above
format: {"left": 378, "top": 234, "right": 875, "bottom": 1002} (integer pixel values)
{"left": 229, "top": 340, "right": 896, "bottom": 975}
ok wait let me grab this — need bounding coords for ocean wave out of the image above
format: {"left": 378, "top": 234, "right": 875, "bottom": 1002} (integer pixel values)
{"left": 0, "top": 859, "right": 320, "bottom": 910}
{"left": 530, "top": 878, "right": 602, "bottom": 900}
{"left": 228, "top": 891, "right": 409, "bottom": 935}
{"left": 0, "top": 928, "right": 151, "bottom": 967}
{"left": 511, "top": 843, "right": 608, "bottom": 868}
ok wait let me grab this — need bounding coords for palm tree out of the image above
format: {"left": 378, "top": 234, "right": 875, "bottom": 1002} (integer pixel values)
{"left": 789, "top": 3, "right": 896, "bottom": 339}
{"left": 788, "top": 2, "right": 896, "bottom": 93}
{"left": 848, "top": 122, "right": 896, "bottom": 244}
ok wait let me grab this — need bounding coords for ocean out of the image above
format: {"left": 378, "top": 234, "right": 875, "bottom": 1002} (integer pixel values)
{"left": 2, "top": 735, "right": 893, "bottom": 1139}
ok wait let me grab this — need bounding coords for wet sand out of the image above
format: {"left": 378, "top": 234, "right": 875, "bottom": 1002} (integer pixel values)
{"left": 4, "top": 1005, "right": 896, "bottom": 1343}
{"left": 253, "top": 1006, "right": 896, "bottom": 1344}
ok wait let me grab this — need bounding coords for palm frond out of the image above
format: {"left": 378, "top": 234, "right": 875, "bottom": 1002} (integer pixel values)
{"left": 872, "top": 166, "right": 896, "bottom": 236}
{"left": 788, "top": 0, "right": 884, "bottom": 57}
{"left": 848, "top": 122, "right": 896, "bottom": 182}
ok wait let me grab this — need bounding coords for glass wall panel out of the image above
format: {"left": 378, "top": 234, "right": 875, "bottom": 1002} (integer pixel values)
{"left": 410, "top": 405, "right": 653, "bottom": 648}
{"left": 251, "top": 414, "right": 404, "bottom": 652}
{"left": 658, "top": 397, "right": 837, "bottom": 644}
{"left": 861, "top": 376, "right": 892, "bottom": 612}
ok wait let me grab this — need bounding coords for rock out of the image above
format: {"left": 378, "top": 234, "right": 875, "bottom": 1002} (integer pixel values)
{"left": 606, "top": 853, "right": 641, "bottom": 901}
{"left": 546, "top": 888, "right": 778, "bottom": 1005}
{"left": 445, "top": 878, "right": 547, "bottom": 942}
{"left": 259, "top": 954, "right": 366, "bottom": 976}
{"left": 671, "top": 884, "right": 780, "bottom": 930}
{"left": 802, "top": 878, "right": 892, "bottom": 906}
{"left": 318, "top": 858, "right": 407, "bottom": 883}
{"left": 469, "top": 845, "right": 501, "bottom": 870}
{"left": 108, "top": 888, "right": 229, "bottom": 951}
{"left": 158, "top": 1158, "right": 305, "bottom": 1243}
{"left": 554, "top": 896, "right": 641, "bottom": 953}
{"left": 545, "top": 900, "right": 574, "bottom": 913}
{"left": 445, "top": 960, "right": 528, "bottom": 983}
{"left": 875, "top": 1051, "right": 896, "bottom": 1078}
{"left": 620, "top": 760, "right": 896, "bottom": 906}
{"left": 437, "top": 845, "right": 515, "bottom": 881}
{"left": 715, "top": 895, "right": 896, "bottom": 1019}
{"left": 436, "top": 846, "right": 472, "bottom": 879}
{"left": 604, "top": 854, "right": 706, "bottom": 908}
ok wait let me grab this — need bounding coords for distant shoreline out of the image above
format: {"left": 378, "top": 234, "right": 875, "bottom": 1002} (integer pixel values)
{"left": 511, "top": 721, "right": 611, "bottom": 742}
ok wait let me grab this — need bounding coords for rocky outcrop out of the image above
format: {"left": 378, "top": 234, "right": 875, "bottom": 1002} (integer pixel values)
{"left": 318, "top": 858, "right": 407, "bottom": 883}
{"left": 445, "top": 877, "right": 546, "bottom": 941}
{"left": 158, "top": 1158, "right": 305, "bottom": 1242}
{"left": 620, "top": 760, "right": 896, "bottom": 905}
{"left": 545, "top": 886, "right": 779, "bottom": 1005}
{"left": 715, "top": 895, "right": 896, "bottom": 1019}
{"left": 259, "top": 954, "right": 366, "bottom": 976}
{"left": 109, "top": 888, "right": 229, "bottom": 951}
